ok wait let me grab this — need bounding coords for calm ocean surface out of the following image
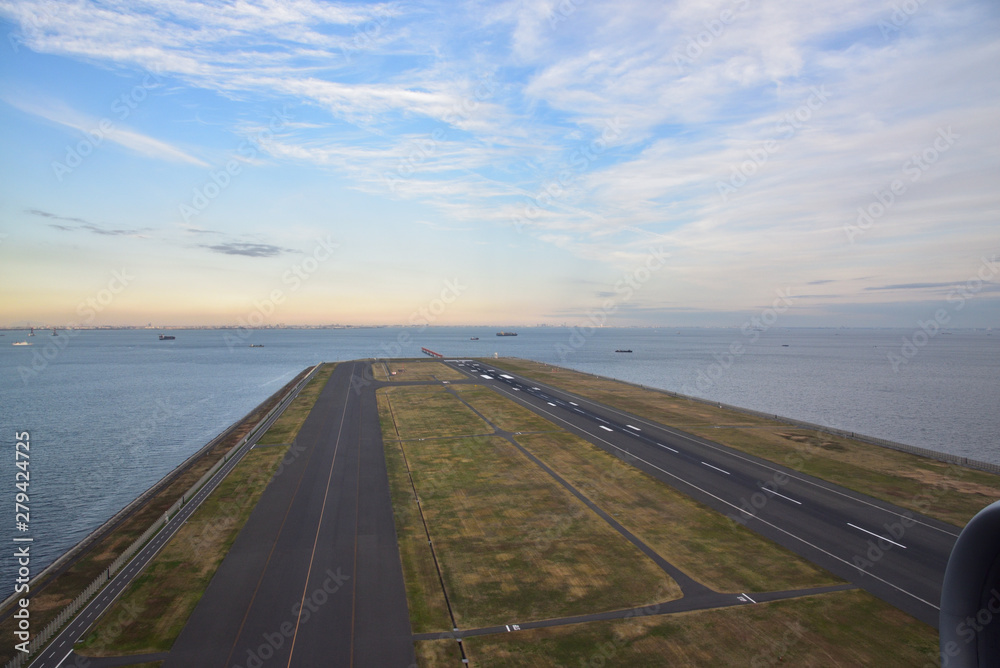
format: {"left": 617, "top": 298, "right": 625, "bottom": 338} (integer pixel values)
{"left": 1, "top": 326, "right": 997, "bottom": 583}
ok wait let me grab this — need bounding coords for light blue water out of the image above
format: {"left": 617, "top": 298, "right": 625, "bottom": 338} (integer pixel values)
{"left": 0, "top": 326, "right": 997, "bottom": 583}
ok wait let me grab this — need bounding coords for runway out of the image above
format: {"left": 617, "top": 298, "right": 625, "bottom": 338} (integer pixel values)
{"left": 446, "top": 359, "right": 961, "bottom": 629}
{"left": 165, "top": 361, "right": 415, "bottom": 668}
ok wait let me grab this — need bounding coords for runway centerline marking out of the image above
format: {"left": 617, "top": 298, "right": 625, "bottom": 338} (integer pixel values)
{"left": 762, "top": 487, "right": 803, "bottom": 505}
{"left": 701, "top": 461, "right": 730, "bottom": 475}
{"left": 286, "top": 365, "right": 354, "bottom": 666}
{"left": 848, "top": 523, "right": 906, "bottom": 549}
{"left": 462, "top": 366, "right": 943, "bottom": 612}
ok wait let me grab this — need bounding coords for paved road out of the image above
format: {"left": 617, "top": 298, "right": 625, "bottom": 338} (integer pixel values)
{"left": 165, "top": 361, "right": 415, "bottom": 668}
{"left": 28, "top": 367, "right": 320, "bottom": 668}
{"left": 447, "top": 359, "right": 961, "bottom": 628}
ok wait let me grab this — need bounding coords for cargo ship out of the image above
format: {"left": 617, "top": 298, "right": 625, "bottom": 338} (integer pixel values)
{"left": 496, "top": 331, "right": 517, "bottom": 336}
{"left": 159, "top": 334, "right": 176, "bottom": 340}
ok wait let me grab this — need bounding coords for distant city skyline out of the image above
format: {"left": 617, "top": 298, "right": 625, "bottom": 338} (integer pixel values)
{"left": 1, "top": 1, "right": 998, "bottom": 329}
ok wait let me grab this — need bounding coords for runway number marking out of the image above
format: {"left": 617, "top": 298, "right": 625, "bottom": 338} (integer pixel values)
{"left": 847, "top": 522, "right": 907, "bottom": 549}
{"left": 599, "top": 425, "right": 614, "bottom": 432}
{"left": 762, "top": 487, "right": 803, "bottom": 505}
{"left": 701, "top": 461, "right": 731, "bottom": 475}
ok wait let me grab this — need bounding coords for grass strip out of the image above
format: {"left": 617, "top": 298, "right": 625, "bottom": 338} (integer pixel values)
{"left": 487, "top": 358, "right": 1000, "bottom": 526}
{"left": 514, "top": 431, "right": 838, "bottom": 592}
{"left": 382, "top": 385, "right": 492, "bottom": 440}
{"left": 380, "top": 386, "right": 681, "bottom": 630}
{"left": 75, "top": 445, "right": 289, "bottom": 656}
{"left": 256, "top": 363, "right": 335, "bottom": 444}
{"left": 460, "top": 589, "right": 937, "bottom": 667}
{"left": 379, "top": 392, "right": 454, "bottom": 634}
{"left": 384, "top": 360, "right": 467, "bottom": 382}
{"left": 0, "top": 368, "right": 310, "bottom": 666}
{"left": 450, "top": 385, "right": 561, "bottom": 433}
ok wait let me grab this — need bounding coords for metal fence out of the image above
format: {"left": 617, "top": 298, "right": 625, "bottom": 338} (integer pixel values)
{"left": 5, "top": 364, "right": 319, "bottom": 668}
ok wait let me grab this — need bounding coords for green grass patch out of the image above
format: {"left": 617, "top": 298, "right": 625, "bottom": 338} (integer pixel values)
{"left": 488, "top": 358, "right": 1000, "bottom": 526}
{"left": 0, "top": 368, "right": 311, "bottom": 666}
{"left": 75, "top": 446, "right": 289, "bottom": 656}
{"left": 257, "top": 363, "right": 335, "bottom": 445}
{"left": 461, "top": 589, "right": 937, "bottom": 667}
{"left": 397, "top": 434, "right": 681, "bottom": 628}
{"left": 516, "top": 431, "right": 839, "bottom": 592}
{"left": 381, "top": 386, "right": 492, "bottom": 440}
{"left": 414, "top": 639, "right": 464, "bottom": 666}
{"left": 379, "top": 394, "right": 453, "bottom": 633}
{"left": 451, "top": 385, "right": 561, "bottom": 433}
{"left": 384, "top": 360, "right": 467, "bottom": 382}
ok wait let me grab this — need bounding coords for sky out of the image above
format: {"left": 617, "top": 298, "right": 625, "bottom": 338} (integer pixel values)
{"left": 0, "top": 0, "right": 997, "bottom": 328}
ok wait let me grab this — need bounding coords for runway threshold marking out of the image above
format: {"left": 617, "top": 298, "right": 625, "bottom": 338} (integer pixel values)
{"left": 762, "top": 487, "right": 803, "bottom": 505}
{"left": 847, "top": 523, "right": 906, "bottom": 549}
{"left": 701, "top": 461, "right": 730, "bottom": 475}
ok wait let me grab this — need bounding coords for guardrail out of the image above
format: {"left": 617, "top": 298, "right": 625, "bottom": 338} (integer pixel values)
{"left": 5, "top": 364, "right": 320, "bottom": 668}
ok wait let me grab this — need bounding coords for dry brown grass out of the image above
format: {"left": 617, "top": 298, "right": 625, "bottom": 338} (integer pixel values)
{"left": 450, "top": 385, "right": 560, "bottom": 433}
{"left": 461, "top": 589, "right": 938, "bottom": 667}
{"left": 381, "top": 386, "right": 492, "bottom": 439}
{"left": 516, "top": 431, "right": 839, "bottom": 592}
{"left": 384, "top": 360, "right": 467, "bottom": 382}
{"left": 0, "top": 369, "right": 311, "bottom": 666}
{"left": 488, "top": 358, "right": 1000, "bottom": 526}
{"left": 76, "top": 446, "right": 289, "bottom": 656}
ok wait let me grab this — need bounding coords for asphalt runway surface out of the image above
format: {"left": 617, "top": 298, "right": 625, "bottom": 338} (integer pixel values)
{"left": 446, "top": 359, "right": 961, "bottom": 629}
{"left": 165, "top": 361, "right": 415, "bottom": 668}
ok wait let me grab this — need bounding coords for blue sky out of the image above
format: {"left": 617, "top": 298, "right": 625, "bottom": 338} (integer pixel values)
{"left": 0, "top": 0, "right": 997, "bottom": 328}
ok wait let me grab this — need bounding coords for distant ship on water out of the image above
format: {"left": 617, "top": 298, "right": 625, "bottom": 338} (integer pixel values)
{"left": 496, "top": 331, "right": 517, "bottom": 336}
{"left": 159, "top": 334, "right": 176, "bottom": 340}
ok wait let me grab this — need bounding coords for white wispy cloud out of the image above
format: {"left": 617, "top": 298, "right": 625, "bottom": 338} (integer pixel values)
{"left": 1, "top": 0, "right": 997, "bottom": 318}
{"left": 2, "top": 94, "right": 209, "bottom": 166}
